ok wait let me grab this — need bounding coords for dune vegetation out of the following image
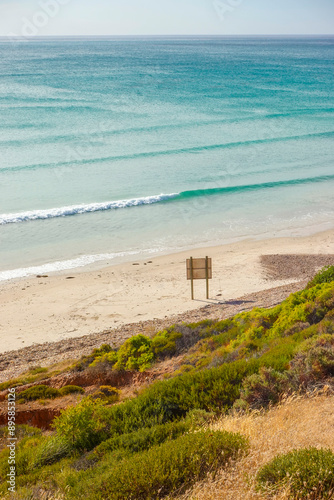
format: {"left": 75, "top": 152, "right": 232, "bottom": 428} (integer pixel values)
{"left": 0, "top": 266, "right": 334, "bottom": 499}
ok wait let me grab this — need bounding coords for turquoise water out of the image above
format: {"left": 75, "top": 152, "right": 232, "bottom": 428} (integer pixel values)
{"left": 0, "top": 36, "right": 334, "bottom": 280}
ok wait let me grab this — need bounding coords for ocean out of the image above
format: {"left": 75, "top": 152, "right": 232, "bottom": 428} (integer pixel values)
{"left": 0, "top": 36, "right": 333, "bottom": 281}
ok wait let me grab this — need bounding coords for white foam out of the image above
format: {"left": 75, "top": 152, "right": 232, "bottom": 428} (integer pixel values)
{"left": 0, "top": 193, "right": 178, "bottom": 225}
{"left": 0, "top": 249, "right": 152, "bottom": 282}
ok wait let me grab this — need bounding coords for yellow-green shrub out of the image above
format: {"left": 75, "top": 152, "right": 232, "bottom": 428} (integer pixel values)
{"left": 114, "top": 334, "right": 154, "bottom": 371}
{"left": 257, "top": 447, "right": 334, "bottom": 499}
{"left": 307, "top": 265, "right": 334, "bottom": 289}
{"left": 92, "top": 386, "right": 120, "bottom": 403}
{"left": 18, "top": 385, "right": 60, "bottom": 402}
{"left": 53, "top": 398, "right": 110, "bottom": 451}
{"left": 86, "top": 430, "right": 248, "bottom": 499}
{"left": 59, "top": 385, "right": 85, "bottom": 396}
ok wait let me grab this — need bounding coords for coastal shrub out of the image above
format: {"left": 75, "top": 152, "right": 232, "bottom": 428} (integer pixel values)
{"left": 0, "top": 434, "right": 47, "bottom": 481}
{"left": 181, "top": 322, "right": 298, "bottom": 374}
{"left": 177, "top": 284, "right": 334, "bottom": 372}
{"left": 89, "top": 336, "right": 155, "bottom": 372}
{"left": 257, "top": 338, "right": 298, "bottom": 371}
{"left": 0, "top": 424, "right": 41, "bottom": 441}
{"left": 234, "top": 367, "right": 289, "bottom": 410}
{"left": 28, "top": 366, "right": 48, "bottom": 375}
{"left": 0, "top": 375, "right": 45, "bottom": 392}
{"left": 114, "top": 334, "right": 154, "bottom": 371}
{"left": 104, "top": 358, "right": 261, "bottom": 439}
{"left": 92, "top": 418, "right": 193, "bottom": 459}
{"left": 70, "top": 282, "right": 334, "bottom": 378}
{"left": 151, "top": 328, "right": 182, "bottom": 357}
{"left": 59, "top": 385, "right": 85, "bottom": 396}
{"left": 0, "top": 361, "right": 75, "bottom": 392}
{"left": 46, "top": 358, "right": 259, "bottom": 459}
{"left": 92, "top": 344, "right": 114, "bottom": 356}
{"left": 75, "top": 322, "right": 224, "bottom": 375}
{"left": 307, "top": 265, "right": 334, "bottom": 289}
{"left": 31, "top": 436, "right": 71, "bottom": 469}
{"left": 87, "top": 430, "right": 248, "bottom": 500}
{"left": 74, "top": 344, "right": 115, "bottom": 371}
{"left": 142, "top": 358, "right": 259, "bottom": 414}
{"left": 18, "top": 385, "right": 60, "bottom": 402}
{"left": 270, "top": 283, "right": 334, "bottom": 336}
{"left": 289, "top": 334, "right": 334, "bottom": 385}
{"left": 171, "top": 320, "right": 216, "bottom": 353}
{"left": 256, "top": 447, "right": 334, "bottom": 499}
{"left": 88, "top": 351, "right": 118, "bottom": 372}
{"left": 318, "top": 316, "right": 334, "bottom": 335}
{"left": 92, "top": 386, "right": 120, "bottom": 403}
{"left": 53, "top": 398, "right": 111, "bottom": 451}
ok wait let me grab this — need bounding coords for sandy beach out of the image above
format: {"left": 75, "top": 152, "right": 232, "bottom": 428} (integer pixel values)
{"left": 0, "top": 229, "right": 333, "bottom": 355}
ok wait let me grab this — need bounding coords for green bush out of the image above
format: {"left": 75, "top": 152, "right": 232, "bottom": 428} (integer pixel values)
{"left": 92, "top": 418, "right": 193, "bottom": 459}
{"left": 307, "top": 266, "right": 334, "bottom": 289}
{"left": 88, "top": 350, "right": 118, "bottom": 371}
{"left": 0, "top": 424, "right": 41, "bottom": 440}
{"left": 74, "top": 344, "right": 115, "bottom": 371}
{"left": 151, "top": 328, "right": 182, "bottom": 358}
{"left": 48, "top": 359, "right": 258, "bottom": 460}
{"left": 28, "top": 366, "right": 48, "bottom": 375}
{"left": 89, "top": 335, "right": 155, "bottom": 372}
{"left": 269, "top": 284, "right": 334, "bottom": 337}
{"left": 31, "top": 436, "right": 71, "bottom": 468}
{"left": 177, "top": 284, "right": 334, "bottom": 372}
{"left": 289, "top": 334, "right": 334, "bottom": 385}
{"left": 92, "top": 344, "right": 114, "bottom": 356}
{"left": 88, "top": 430, "right": 248, "bottom": 499}
{"left": 53, "top": 398, "right": 111, "bottom": 451}
{"left": 114, "top": 334, "right": 154, "bottom": 371}
{"left": 103, "top": 358, "right": 260, "bottom": 439}
{"left": 257, "top": 447, "right": 334, "bottom": 499}
{"left": 0, "top": 434, "right": 46, "bottom": 481}
{"left": 18, "top": 385, "right": 60, "bottom": 402}
{"left": 92, "top": 386, "right": 120, "bottom": 403}
{"left": 235, "top": 367, "right": 289, "bottom": 410}
{"left": 72, "top": 281, "right": 334, "bottom": 379}
{"left": 59, "top": 385, "right": 85, "bottom": 396}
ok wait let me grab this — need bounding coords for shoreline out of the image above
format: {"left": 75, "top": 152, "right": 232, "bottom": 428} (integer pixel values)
{"left": 1, "top": 218, "right": 333, "bottom": 285}
{"left": 0, "top": 229, "right": 333, "bottom": 356}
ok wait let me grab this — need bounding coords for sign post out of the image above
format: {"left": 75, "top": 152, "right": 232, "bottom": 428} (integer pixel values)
{"left": 205, "top": 255, "right": 209, "bottom": 300}
{"left": 186, "top": 256, "right": 212, "bottom": 300}
{"left": 190, "top": 256, "right": 194, "bottom": 300}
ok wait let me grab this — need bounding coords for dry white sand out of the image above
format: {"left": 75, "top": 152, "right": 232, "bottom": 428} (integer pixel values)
{"left": 0, "top": 230, "right": 333, "bottom": 354}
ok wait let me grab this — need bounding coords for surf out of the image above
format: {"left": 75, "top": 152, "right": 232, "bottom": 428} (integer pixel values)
{"left": 2, "top": 174, "right": 334, "bottom": 226}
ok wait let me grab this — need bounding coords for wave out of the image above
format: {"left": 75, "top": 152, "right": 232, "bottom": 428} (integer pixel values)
{"left": 1, "top": 130, "right": 334, "bottom": 174}
{"left": 2, "top": 174, "right": 334, "bottom": 226}
{"left": 0, "top": 249, "right": 155, "bottom": 282}
{"left": 0, "top": 193, "right": 178, "bottom": 225}
{"left": 178, "top": 174, "right": 334, "bottom": 198}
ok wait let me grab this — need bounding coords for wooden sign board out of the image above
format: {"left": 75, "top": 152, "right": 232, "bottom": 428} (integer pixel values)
{"left": 186, "top": 258, "right": 212, "bottom": 280}
{"left": 186, "top": 257, "right": 212, "bottom": 300}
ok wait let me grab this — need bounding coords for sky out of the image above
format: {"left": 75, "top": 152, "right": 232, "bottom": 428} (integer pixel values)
{"left": 0, "top": 0, "right": 333, "bottom": 38}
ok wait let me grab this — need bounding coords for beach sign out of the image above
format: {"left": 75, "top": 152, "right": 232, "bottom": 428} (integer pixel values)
{"left": 186, "top": 257, "right": 212, "bottom": 300}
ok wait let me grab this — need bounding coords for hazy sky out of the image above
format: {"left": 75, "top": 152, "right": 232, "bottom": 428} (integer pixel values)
{"left": 1, "top": 0, "right": 333, "bottom": 37}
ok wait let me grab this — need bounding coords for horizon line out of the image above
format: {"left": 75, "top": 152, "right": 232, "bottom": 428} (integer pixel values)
{"left": 1, "top": 33, "right": 334, "bottom": 39}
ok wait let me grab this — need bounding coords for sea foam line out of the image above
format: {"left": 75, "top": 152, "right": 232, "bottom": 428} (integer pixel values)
{"left": 0, "top": 193, "right": 178, "bottom": 225}
{"left": 0, "top": 249, "right": 152, "bottom": 282}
